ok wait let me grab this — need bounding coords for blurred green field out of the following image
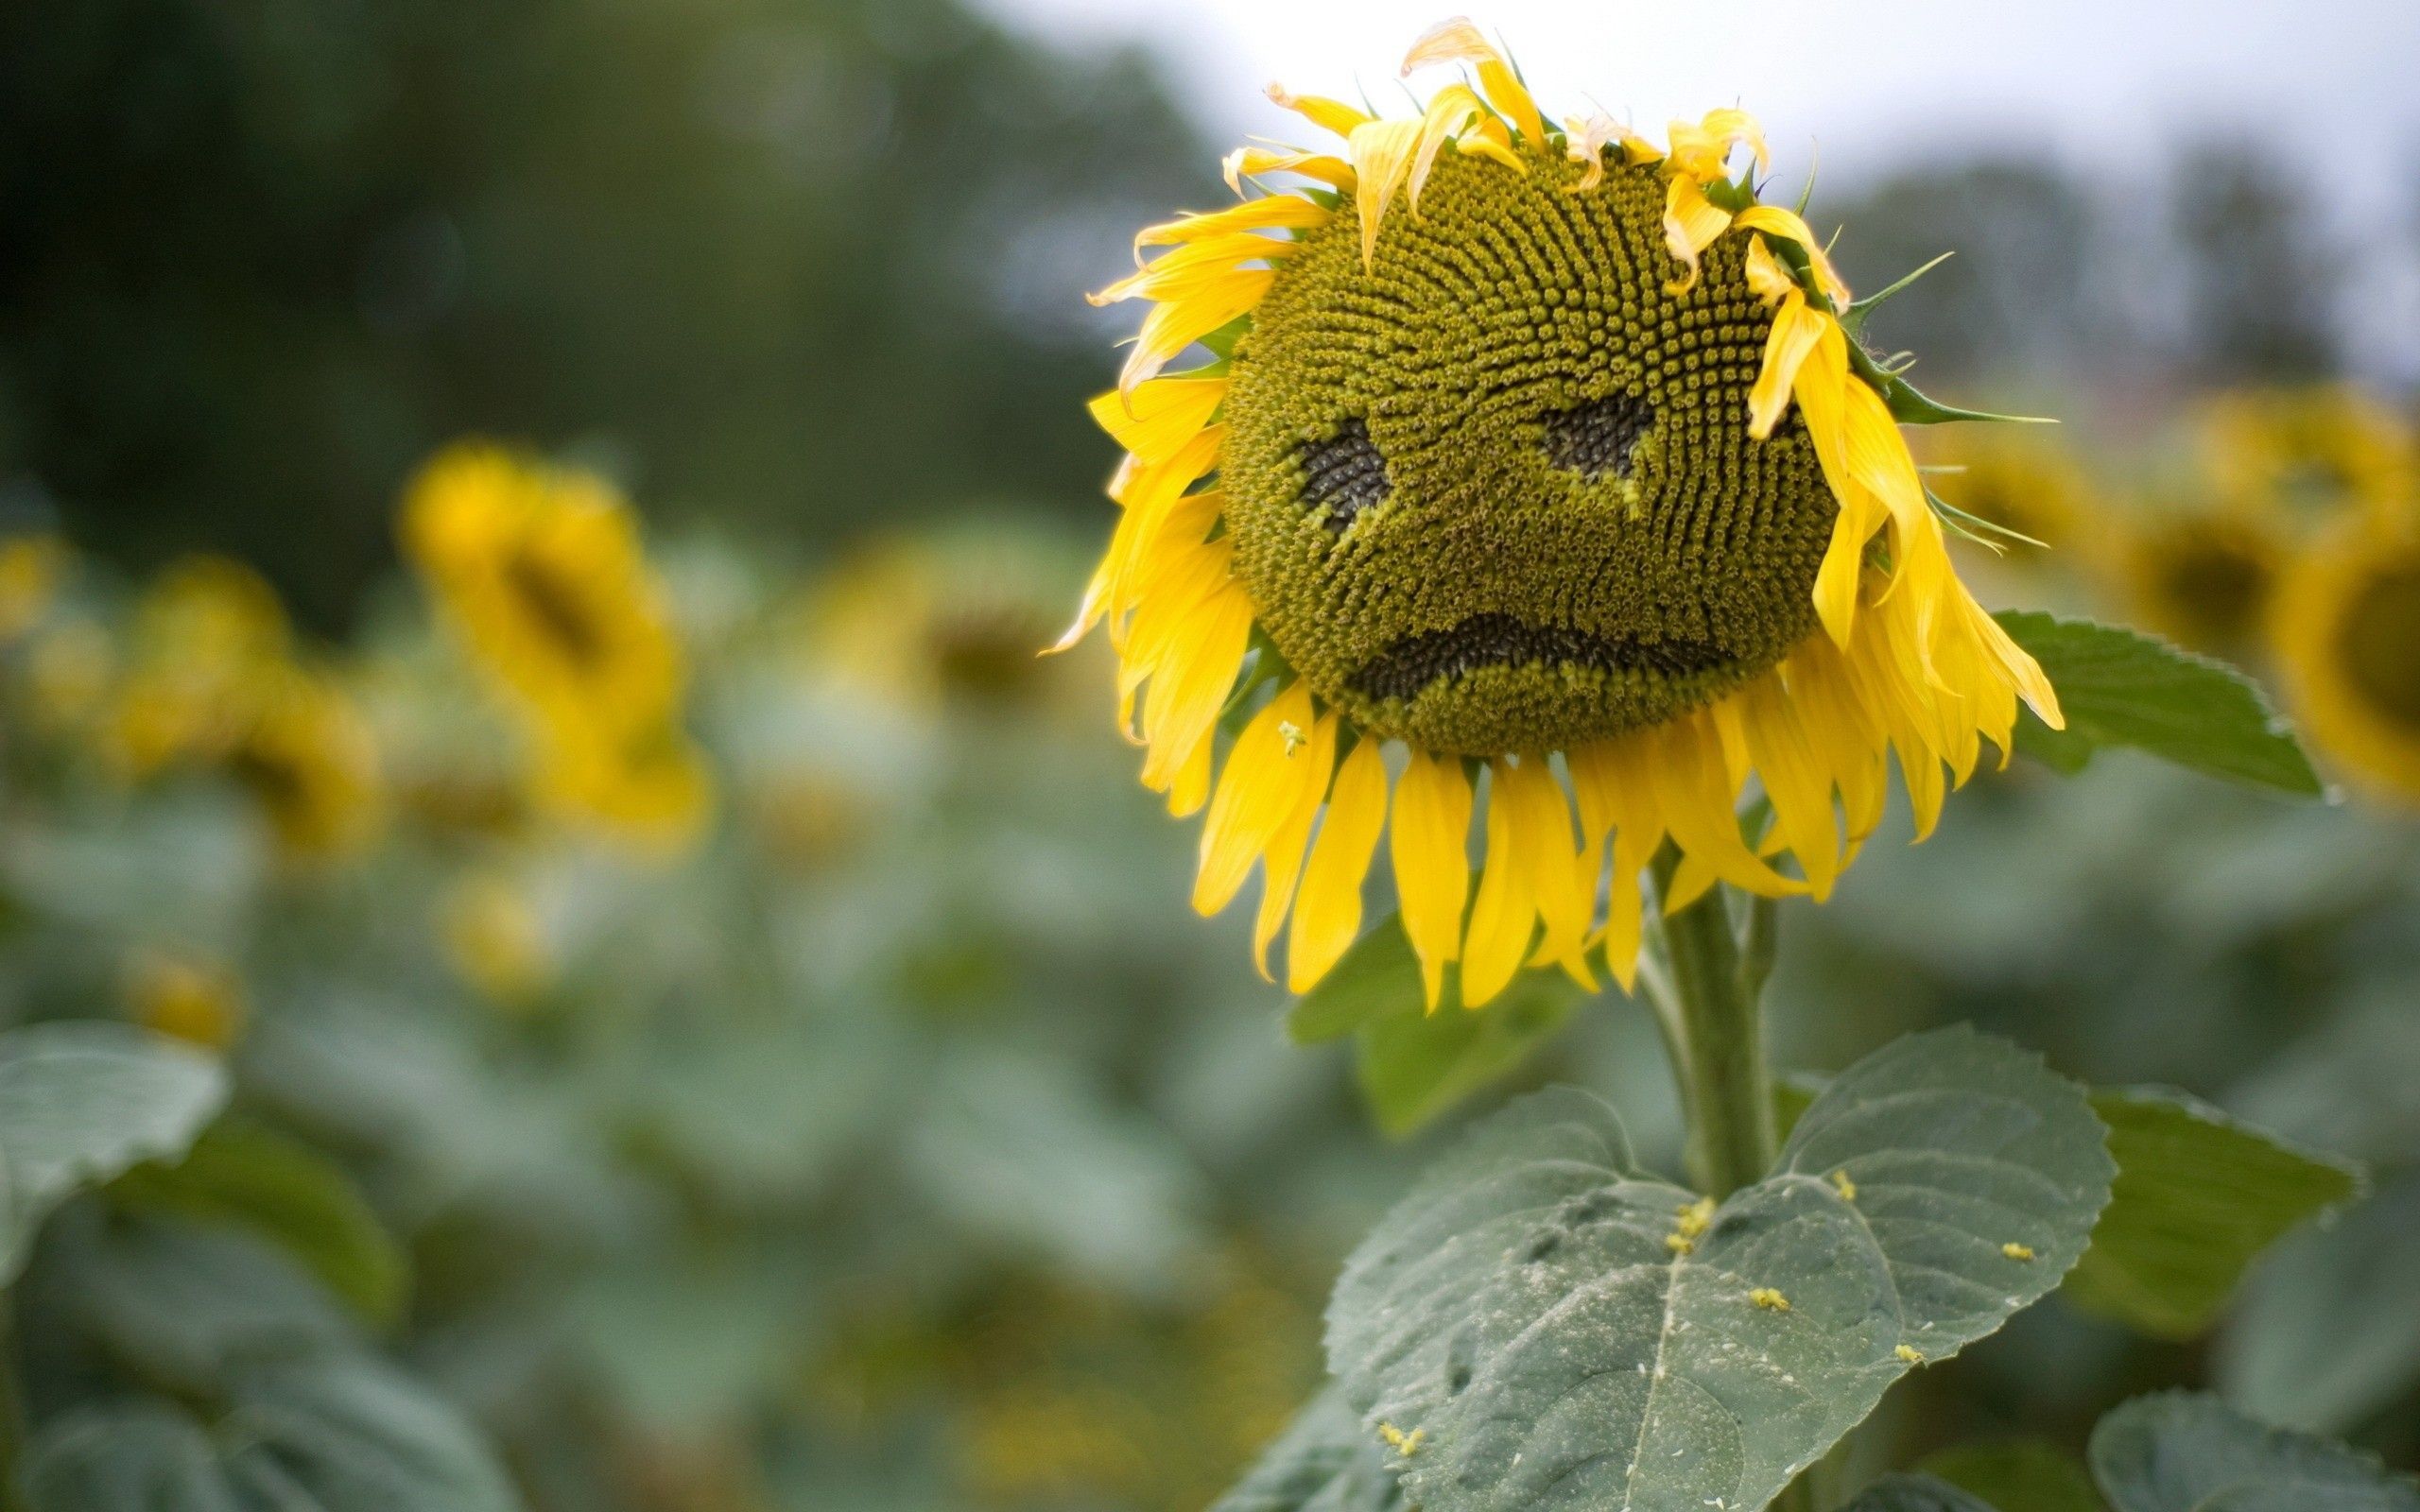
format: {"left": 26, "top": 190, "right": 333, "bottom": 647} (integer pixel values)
{"left": 1, "top": 2, "right": 2416, "bottom": 1509}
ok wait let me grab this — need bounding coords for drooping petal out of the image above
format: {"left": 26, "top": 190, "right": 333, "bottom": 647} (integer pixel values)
{"left": 1288, "top": 735, "right": 1388, "bottom": 993}
{"left": 1087, "top": 378, "right": 1227, "bottom": 465}
{"left": 1266, "top": 85, "right": 1373, "bottom": 140}
{"left": 1734, "top": 204, "right": 1851, "bottom": 304}
{"left": 1348, "top": 118, "right": 1426, "bottom": 269}
{"left": 1133, "top": 196, "right": 1332, "bottom": 259}
{"left": 1116, "top": 268, "right": 1275, "bottom": 398}
{"left": 1460, "top": 759, "right": 1540, "bottom": 1009}
{"left": 1253, "top": 711, "right": 1340, "bottom": 976}
{"left": 1661, "top": 174, "right": 1736, "bottom": 294}
{"left": 1224, "top": 145, "right": 1357, "bottom": 194}
{"left": 1391, "top": 747, "right": 1472, "bottom": 1010}
{"left": 1194, "top": 680, "right": 1320, "bottom": 915}
{"left": 1400, "top": 17, "right": 1545, "bottom": 146}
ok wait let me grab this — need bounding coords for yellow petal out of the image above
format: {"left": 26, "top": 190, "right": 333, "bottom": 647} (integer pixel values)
{"left": 1747, "top": 291, "right": 1824, "bottom": 439}
{"left": 1088, "top": 378, "right": 1227, "bottom": 465}
{"left": 1661, "top": 175, "right": 1735, "bottom": 294}
{"left": 1090, "top": 232, "right": 1295, "bottom": 307}
{"left": 1400, "top": 17, "right": 1544, "bottom": 146}
{"left": 1137, "top": 576, "right": 1253, "bottom": 794}
{"left": 1224, "top": 145, "right": 1357, "bottom": 194}
{"left": 1461, "top": 759, "right": 1540, "bottom": 1009}
{"left": 1649, "top": 713, "right": 1805, "bottom": 900}
{"left": 1253, "top": 711, "right": 1340, "bottom": 977}
{"left": 1288, "top": 736, "right": 1388, "bottom": 993}
{"left": 1266, "top": 85, "right": 1373, "bottom": 140}
{"left": 1117, "top": 268, "right": 1275, "bottom": 398}
{"left": 1133, "top": 196, "right": 1331, "bottom": 258}
{"left": 1348, "top": 118, "right": 1426, "bottom": 270}
{"left": 1391, "top": 747, "right": 1472, "bottom": 1010}
{"left": 1194, "top": 681, "right": 1319, "bottom": 915}
{"left": 1408, "top": 85, "right": 1488, "bottom": 217}
{"left": 1734, "top": 204, "right": 1851, "bottom": 305}
{"left": 1509, "top": 758, "right": 1599, "bottom": 988}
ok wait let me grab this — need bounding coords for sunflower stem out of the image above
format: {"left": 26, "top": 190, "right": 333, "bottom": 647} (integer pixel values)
{"left": 1648, "top": 856, "right": 1777, "bottom": 1201}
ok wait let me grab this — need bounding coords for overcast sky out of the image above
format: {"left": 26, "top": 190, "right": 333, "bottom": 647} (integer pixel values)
{"left": 980, "top": 0, "right": 2420, "bottom": 208}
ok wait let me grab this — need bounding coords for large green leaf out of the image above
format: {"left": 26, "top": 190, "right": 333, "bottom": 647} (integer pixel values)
{"left": 54, "top": 1215, "right": 353, "bottom": 1394}
{"left": 24, "top": 1357, "right": 524, "bottom": 1512}
{"left": 1210, "top": 1387, "right": 1404, "bottom": 1512}
{"left": 1994, "top": 613, "right": 2319, "bottom": 795}
{"left": 0, "top": 1022, "right": 226, "bottom": 1280}
{"left": 2088, "top": 1392, "right": 2420, "bottom": 1512}
{"left": 109, "top": 1120, "right": 409, "bottom": 1326}
{"left": 2066, "top": 1090, "right": 2360, "bottom": 1339}
{"left": 2217, "top": 1174, "right": 2420, "bottom": 1433}
{"left": 1324, "top": 1027, "right": 2112, "bottom": 1512}
{"left": 1288, "top": 917, "right": 1429, "bottom": 1045}
{"left": 1921, "top": 1441, "right": 2106, "bottom": 1512}
{"left": 1842, "top": 1475, "right": 2001, "bottom": 1512}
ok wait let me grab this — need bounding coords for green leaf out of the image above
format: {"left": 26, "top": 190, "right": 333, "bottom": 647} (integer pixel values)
{"left": 1921, "top": 1441, "right": 2106, "bottom": 1512}
{"left": 0, "top": 1022, "right": 226, "bottom": 1281}
{"left": 2088, "top": 1392, "right": 2420, "bottom": 1512}
{"left": 1993, "top": 612, "right": 2321, "bottom": 795}
{"left": 1354, "top": 973, "right": 1582, "bottom": 1139}
{"left": 1324, "top": 1027, "right": 2112, "bottom": 1512}
{"left": 2218, "top": 1174, "right": 2420, "bottom": 1434}
{"left": 1842, "top": 1474, "right": 2002, "bottom": 1511}
{"left": 25, "top": 1357, "right": 525, "bottom": 1512}
{"left": 1210, "top": 1387, "right": 1403, "bottom": 1512}
{"left": 1288, "top": 915, "right": 1425, "bottom": 1044}
{"left": 108, "top": 1119, "right": 410, "bottom": 1327}
{"left": 53, "top": 1214, "right": 353, "bottom": 1394}
{"left": 2066, "top": 1090, "right": 2361, "bottom": 1339}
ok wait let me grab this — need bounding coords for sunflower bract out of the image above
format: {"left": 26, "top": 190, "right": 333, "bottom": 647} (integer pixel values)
{"left": 1068, "top": 17, "right": 2066, "bottom": 1007}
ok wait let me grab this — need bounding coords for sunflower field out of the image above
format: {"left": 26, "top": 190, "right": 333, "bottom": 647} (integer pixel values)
{"left": 3, "top": 5, "right": 2418, "bottom": 1511}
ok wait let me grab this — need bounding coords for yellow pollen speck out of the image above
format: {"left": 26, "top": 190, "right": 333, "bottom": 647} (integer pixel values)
{"left": 2002, "top": 1242, "right": 2036, "bottom": 1262}
{"left": 1750, "top": 1287, "right": 1790, "bottom": 1312}
{"left": 1278, "top": 719, "right": 1306, "bottom": 755}
{"left": 1830, "top": 1170, "right": 1857, "bottom": 1201}
{"left": 1895, "top": 1345, "right": 1924, "bottom": 1364}
{"left": 1675, "top": 1197, "right": 1715, "bottom": 1238}
{"left": 1377, "top": 1423, "right": 1425, "bottom": 1457}
{"left": 1665, "top": 1232, "right": 1696, "bottom": 1256}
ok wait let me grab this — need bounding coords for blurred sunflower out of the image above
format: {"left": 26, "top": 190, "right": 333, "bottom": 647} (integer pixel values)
{"left": 2204, "top": 386, "right": 2414, "bottom": 523}
{"left": 807, "top": 526, "right": 1092, "bottom": 716}
{"left": 1924, "top": 428, "right": 2096, "bottom": 559}
{"left": 105, "top": 558, "right": 384, "bottom": 860}
{"left": 1063, "top": 19, "right": 2062, "bottom": 1005}
{"left": 403, "top": 444, "right": 714, "bottom": 848}
{"left": 2112, "top": 507, "right": 2284, "bottom": 659}
{"left": 2271, "top": 509, "right": 2420, "bottom": 804}
{"left": 125, "top": 950, "right": 249, "bottom": 1051}
{"left": 0, "top": 534, "right": 69, "bottom": 641}
{"left": 440, "top": 871, "right": 555, "bottom": 1007}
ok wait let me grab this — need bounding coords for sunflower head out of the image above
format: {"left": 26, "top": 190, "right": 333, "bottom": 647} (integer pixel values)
{"left": 1066, "top": 19, "right": 2063, "bottom": 1005}
{"left": 2273, "top": 509, "right": 2420, "bottom": 803}
{"left": 225, "top": 664, "right": 386, "bottom": 862}
{"left": 126, "top": 951, "right": 248, "bottom": 1051}
{"left": 402, "top": 443, "right": 716, "bottom": 850}
{"left": 2204, "top": 386, "right": 2415, "bottom": 523}
{"left": 2114, "top": 507, "right": 2284, "bottom": 658}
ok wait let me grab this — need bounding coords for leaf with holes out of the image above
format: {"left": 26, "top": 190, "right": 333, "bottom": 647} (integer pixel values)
{"left": 0, "top": 1022, "right": 226, "bottom": 1282}
{"left": 2088, "top": 1392, "right": 2420, "bottom": 1512}
{"left": 1325, "top": 1027, "right": 2112, "bottom": 1512}
{"left": 1211, "top": 1387, "right": 1404, "bottom": 1512}
{"left": 1994, "top": 612, "right": 2320, "bottom": 795}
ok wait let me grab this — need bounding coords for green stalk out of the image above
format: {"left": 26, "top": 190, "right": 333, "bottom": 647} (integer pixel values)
{"left": 1648, "top": 855, "right": 1777, "bottom": 1199}
{"left": 1644, "top": 854, "right": 1824, "bottom": 1510}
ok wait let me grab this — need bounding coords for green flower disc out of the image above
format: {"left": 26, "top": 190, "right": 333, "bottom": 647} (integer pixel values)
{"left": 1221, "top": 150, "right": 1837, "bottom": 755}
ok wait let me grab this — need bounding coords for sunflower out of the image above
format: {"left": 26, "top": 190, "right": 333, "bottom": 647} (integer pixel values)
{"left": 2270, "top": 508, "right": 2420, "bottom": 803}
{"left": 1922, "top": 427, "right": 2095, "bottom": 559}
{"left": 1062, "top": 19, "right": 2062, "bottom": 1007}
{"left": 402, "top": 443, "right": 714, "bottom": 847}
{"left": 224, "top": 664, "right": 387, "bottom": 861}
{"left": 440, "top": 871, "right": 555, "bottom": 1007}
{"left": 2111, "top": 506, "right": 2284, "bottom": 659}
{"left": 125, "top": 950, "right": 249, "bottom": 1051}
{"left": 2204, "top": 386, "right": 2414, "bottom": 524}
{"left": 0, "top": 534, "right": 69, "bottom": 642}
